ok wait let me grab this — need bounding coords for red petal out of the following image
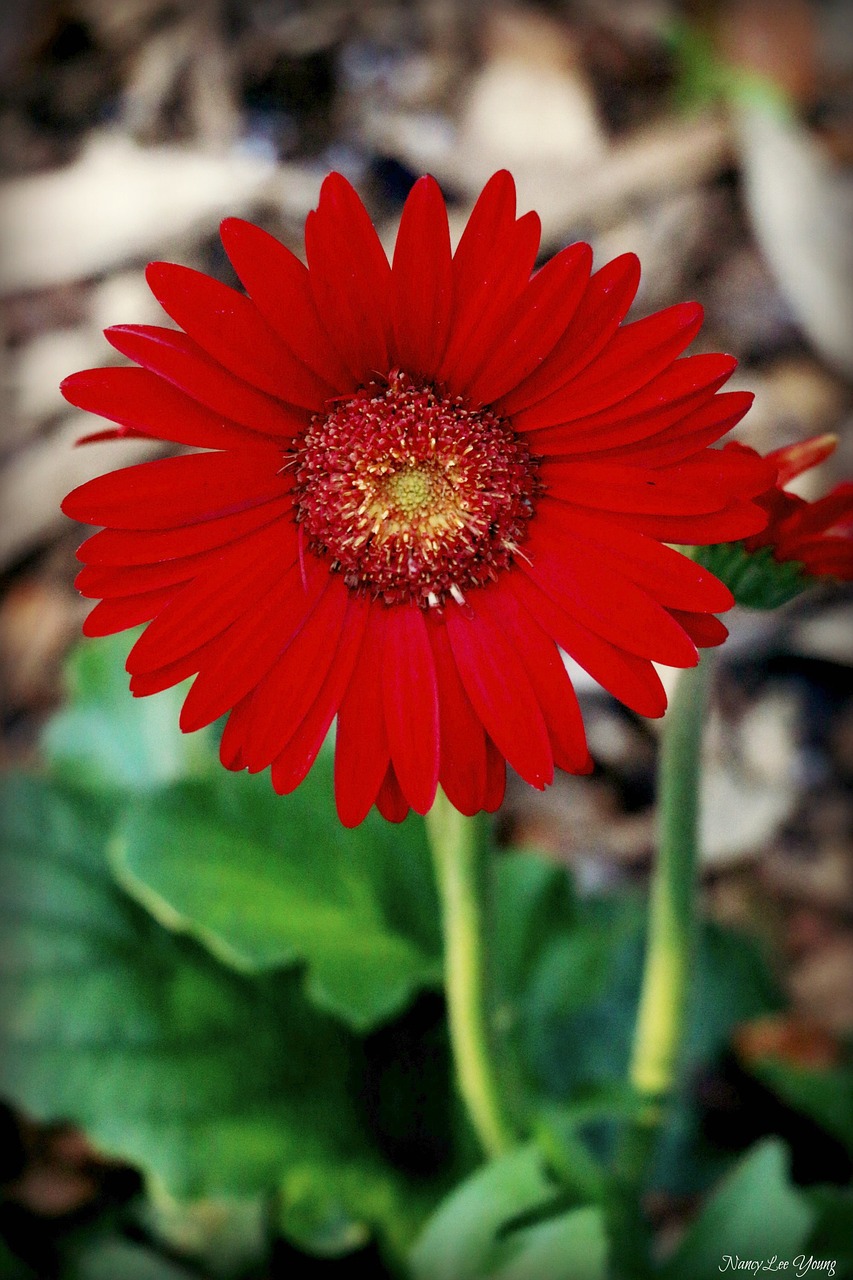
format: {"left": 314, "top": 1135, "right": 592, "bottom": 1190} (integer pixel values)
{"left": 104, "top": 326, "right": 306, "bottom": 439}
{"left": 782, "top": 483, "right": 853, "bottom": 538}
{"left": 529, "top": 354, "right": 738, "bottom": 455}
{"left": 512, "top": 302, "right": 703, "bottom": 433}
{"left": 77, "top": 551, "right": 210, "bottom": 599}
{"left": 664, "top": 448, "right": 775, "bottom": 500}
{"left": 305, "top": 172, "right": 393, "bottom": 384}
{"left": 177, "top": 557, "right": 326, "bottom": 732}
{"left": 522, "top": 511, "right": 699, "bottom": 667}
{"left": 604, "top": 501, "right": 769, "bottom": 544}
{"left": 145, "top": 261, "right": 334, "bottom": 409}
{"left": 795, "top": 540, "right": 853, "bottom": 579}
{"left": 769, "top": 433, "right": 838, "bottom": 486}
{"left": 270, "top": 594, "right": 370, "bottom": 795}
{"left": 510, "top": 570, "right": 667, "bottom": 717}
{"left": 219, "top": 694, "right": 253, "bottom": 770}
{"left": 62, "top": 367, "right": 283, "bottom": 453}
{"left": 444, "top": 599, "right": 553, "bottom": 788}
{"left": 130, "top": 652, "right": 203, "bottom": 696}
{"left": 483, "top": 736, "right": 507, "bottom": 812}
{"left": 669, "top": 610, "right": 729, "bottom": 648}
{"left": 375, "top": 765, "right": 411, "bottom": 823}
{"left": 450, "top": 171, "right": 518, "bottom": 299}
{"left": 219, "top": 217, "right": 352, "bottom": 388}
{"left": 476, "top": 583, "right": 591, "bottom": 774}
{"left": 428, "top": 618, "right": 488, "bottom": 818}
{"left": 599, "top": 393, "right": 754, "bottom": 467}
{"left": 540, "top": 461, "right": 732, "bottom": 517}
{"left": 439, "top": 210, "right": 541, "bottom": 392}
{"left": 381, "top": 603, "right": 439, "bottom": 814}
{"left": 125, "top": 521, "right": 299, "bottom": 673}
{"left": 334, "top": 606, "right": 390, "bottom": 827}
{"left": 76, "top": 496, "right": 294, "bottom": 566}
{"left": 238, "top": 574, "right": 349, "bottom": 772}
{"left": 82, "top": 587, "right": 178, "bottom": 637}
{"left": 391, "top": 176, "right": 453, "bottom": 380}
{"left": 463, "top": 242, "right": 592, "bottom": 406}
{"left": 75, "top": 426, "right": 148, "bottom": 446}
{"left": 63, "top": 451, "right": 290, "bottom": 530}
{"left": 495, "top": 253, "right": 640, "bottom": 416}
{"left": 531, "top": 503, "right": 733, "bottom": 612}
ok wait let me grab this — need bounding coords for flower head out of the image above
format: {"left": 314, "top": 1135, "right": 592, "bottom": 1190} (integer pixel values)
{"left": 61, "top": 171, "right": 769, "bottom": 824}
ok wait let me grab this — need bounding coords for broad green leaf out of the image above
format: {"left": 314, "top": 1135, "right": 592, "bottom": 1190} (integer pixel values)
{"left": 488, "top": 1206, "right": 606, "bottom": 1280}
{"left": 696, "top": 542, "right": 811, "bottom": 610}
{"left": 110, "top": 764, "right": 442, "bottom": 1031}
{"left": 0, "top": 774, "right": 411, "bottom": 1202}
{"left": 410, "top": 1147, "right": 606, "bottom": 1280}
{"left": 43, "top": 632, "right": 213, "bottom": 790}
{"left": 69, "top": 1238, "right": 196, "bottom": 1280}
{"left": 662, "top": 1140, "right": 815, "bottom": 1279}
{"left": 410, "top": 1147, "right": 558, "bottom": 1280}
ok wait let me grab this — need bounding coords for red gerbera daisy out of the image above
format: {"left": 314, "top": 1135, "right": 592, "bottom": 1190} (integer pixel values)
{"left": 61, "top": 171, "right": 770, "bottom": 825}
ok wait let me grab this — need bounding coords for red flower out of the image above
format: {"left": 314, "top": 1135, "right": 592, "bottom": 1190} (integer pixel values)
{"left": 62, "top": 171, "right": 769, "bottom": 825}
{"left": 743, "top": 434, "right": 853, "bottom": 580}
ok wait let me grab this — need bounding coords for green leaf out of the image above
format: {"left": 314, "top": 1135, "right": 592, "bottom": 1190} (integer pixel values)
{"left": 110, "top": 763, "right": 442, "bottom": 1031}
{"left": 696, "top": 542, "right": 811, "bottom": 610}
{"left": 43, "top": 632, "right": 213, "bottom": 790}
{"left": 69, "top": 1238, "right": 196, "bottom": 1280}
{"left": 662, "top": 1140, "right": 815, "bottom": 1280}
{"left": 279, "top": 1156, "right": 430, "bottom": 1261}
{"left": 0, "top": 774, "right": 403, "bottom": 1200}
{"left": 488, "top": 1207, "right": 607, "bottom": 1280}
{"left": 493, "top": 850, "right": 575, "bottom": 1003}
{"left": 410, "top": 1147, "right": 555, "bottom": 1280}
{"left": 517, "top": 894, "right": 645, "bottom": 1102}
{"left": 410, "top": 1147, "right": 607, "bottom": 1280}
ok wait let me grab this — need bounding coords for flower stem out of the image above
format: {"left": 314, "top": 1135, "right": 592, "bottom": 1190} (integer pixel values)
{"left": 627, "top": 652, "right": 715, "bottom": 1162}
{"left": 426, "top": 789, "right": 515, "bottom": 1159}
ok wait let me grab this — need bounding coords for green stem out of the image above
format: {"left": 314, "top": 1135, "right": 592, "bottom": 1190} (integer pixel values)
{"left": 426, "top": 789, "right": 514, "bottom": 1159}
{"left": 628, "top": 652, "right": 715, "bottom": 1154}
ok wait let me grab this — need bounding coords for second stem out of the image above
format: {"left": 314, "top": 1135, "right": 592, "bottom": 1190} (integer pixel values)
{"left": 629, "top": 652, "right": 715, "bottom": 1144}
{"left": 426, "top": 789, "right": 514, "bottom": 1160}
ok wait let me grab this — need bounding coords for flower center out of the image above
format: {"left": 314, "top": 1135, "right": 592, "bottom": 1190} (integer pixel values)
{"left": 293, "top": 371, "right": 539, "bottom": 607}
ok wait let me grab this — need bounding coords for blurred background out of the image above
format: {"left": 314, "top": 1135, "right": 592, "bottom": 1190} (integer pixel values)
{"left": 0, "top": 0, "right": 852, "bottom": 1276}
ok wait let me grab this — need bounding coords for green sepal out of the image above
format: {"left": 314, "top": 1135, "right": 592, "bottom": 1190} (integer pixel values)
{"left": 696, "top": 542, "right": 813, "bottom": 609}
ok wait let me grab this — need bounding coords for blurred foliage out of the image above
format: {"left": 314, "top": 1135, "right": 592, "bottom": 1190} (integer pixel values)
{"left": 666, "top": 20, "right": 794, "bottom": 117}
{"left": 660, "top": 1140, "right": 814, "bottom": 1279}
{"left": 1, "top": 633, "right": 851, "bottom": 1276}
